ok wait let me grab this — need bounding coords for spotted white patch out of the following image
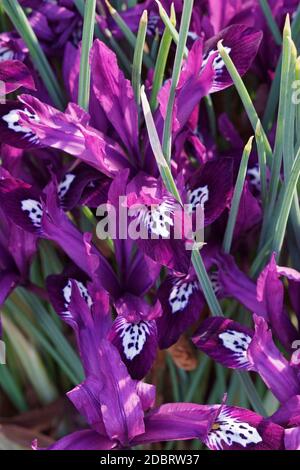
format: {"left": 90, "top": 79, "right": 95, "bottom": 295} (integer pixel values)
{"left": 117, "top": 320, "right": 150, "bottom": 361}
{"left": 219, "top": 329, "right": 252, "bottom": 366}
{"left": 2, "top": 108, "right": 39, "bottom": 144}
{"left": 62, "top": 279, "right": 93, "bottom": 317}
{"left": 188, "top": 185, "right": 209, "bottom": 214}
{"left": 0, "top": 46, "right": 14, "bottom": 62}
{"left": 58, "top": 174, "right": 76, "bottom": 199}
{"left": 21, "top": 199, "right": 43, "bottom": 227}
{"left": 206, "top": 408, "right": 262, "bottom": 450}
{"left": 247, "top": 165, "right": 261, "bottom": 191}
{"left": 202, "top": 47, "right": 232, "bottom": 76}
{"left": 169, "top": 280, "right": 199, "bottom": 314}
{"left": 134, "top": 200, "right": 175, "bottom": 238}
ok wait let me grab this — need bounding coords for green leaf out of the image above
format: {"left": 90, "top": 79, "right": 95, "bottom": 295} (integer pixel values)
{"left": 223, "top": 136, "right": 254, "bottom": 254}
{"left": 150, "top": 4, "right": 176, "bottom": 111}
{"left": 162, "top": 0, "right": 194, "bottom": 164}
{"left": 132, "top": 10, "right": 148, "bottom": 105}
{"left": 259, "top": 0, "right": 282, "bottom": 46}
{"left": 78, "top": 0, "right": 96, "bottom": 111}
{"left": 1, "top": 315, "right": 57, "bottom": 404}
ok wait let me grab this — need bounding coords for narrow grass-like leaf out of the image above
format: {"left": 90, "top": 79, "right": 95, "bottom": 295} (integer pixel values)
{"left": 78, "top": 0, "right": 96, "bottom": 111}
{"left": 150, "top": 28, "right": 160, "bottom": 61}
{"left": 218, "top": 41, "right": 272, "bottom": 164}
{"left": 5, "top": 299, "right": 79, "bottom": 386}
{"left": 265, "top": 17, "right": 292, "bottom": 234}
{"left": 15, "top": 289, "right": 84, "bottom": 384}
{"left": 155, "top": 0, "right": 188, "bottom": 59}
{"left": 0, "top": 364, "right": 27, "bottom": 411}
{"left": 272, "top": 145, "right": 300, "bottom": 255}
{"left": 184, "top": 355, "right": 210, "bottom": 402}
{"left": 105, "top": 0, "right": 154, "bottom": 69}
{"left": 259, "top": 0, "right": 282, "bottom": 46}
{"left": 1, "top": 315, "right": 57, "bottom": 404}
{"left": 2, "top": 0, "right": 65, "bottom": 109}
{"left": 132, "top": 10, "right": 148, "bottom": 105}
{"left": 263, "top": 5, "right": 300, "bottom": 130}
{"left": 223, "top": 137, "right": 253, "bottom": 254}
{"left": 150, "top": 4, "right": 176, "bottom": 110}
{"left": 255, "top": 121, "right": 268, "bottom": 207}
{"left": 162, "top": 0, "right": 194, "bottom": 164}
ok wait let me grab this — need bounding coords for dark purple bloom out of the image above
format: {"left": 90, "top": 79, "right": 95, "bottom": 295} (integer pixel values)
{"left": 193, "top": 317, "right": 254, "bottom": 371}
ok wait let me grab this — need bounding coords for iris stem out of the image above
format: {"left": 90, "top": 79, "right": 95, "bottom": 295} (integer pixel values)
{"left": 155, "top": 0, "right": 189, "bottom": 59}
{"left": 132, "top": 10, "right": 148, "bottom": 106}
{"left": 78, "top": 0, "right": 96, "bottom": 111}
{"left": 223, "top": 137, "right": 253, "bottom": 254}
{"left": 150, "top": 4, "right": 176, "bottom": 111}
{"left": 162, "top": 0, "right": 194, "bottom": 164}
{"left": 2, "top": 0, "right": 65, "bottom": 109}
{"left": 259, "top": 0, "right": 282, "bottom": 46}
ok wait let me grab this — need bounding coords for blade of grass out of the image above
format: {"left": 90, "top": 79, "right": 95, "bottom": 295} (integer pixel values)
{"left": 150, "top": 28, "right": 160, "bottom": 61}
{"left": 259, "top": 0, "right": 282, "bottom": 46}
{"left": 132, "top": 10, "right": 148, "bottom": 105}
{"left": 150, "top": 4, "right": 176, "bottom": 111}
{"left": 15, "top": 288, "right": 84, "bottom": 383}
{"left": 162, "top": 0, "right": 194, "bottom": 164}
{"left": 0, "top": 365, "right": 28, "bottom": 412}
{"left": 272, "top": 145, "right": 300, "bottom": 255}
{"left": 2, "top": 0, "right": 65, "bottom": 109}
{"left": 255, "top": 121, "right": 268, "bottom": 207}
{"left": 1, "top": 314, "right": 57, "bottom": 404}
{"left": 5, "top": 299, "right": 79, "bottom": 386}
{"left": 264, "top": 17, "right": 293, "bottom": 237}
{"left": 78, "top": 0, "right": 96, "bottom": 111}
{"left": 155, "top": 0, "right": 188, "bottom": 59}
{"left": 263, "top": 4, "right": 300, "bottom": 130}
{"left": 223, "top": 137, "right": 253, "bottom": 253}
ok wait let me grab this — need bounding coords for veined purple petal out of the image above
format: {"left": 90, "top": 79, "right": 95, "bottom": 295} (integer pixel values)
{"left": 284, "top": 427, "right": 300, "bottom": 450}
{"left": 257, "top": 254, "right": 298, "bottom": 350}
{"left": 271, "top": 395, "right": 300, "bottom": 428}
{"left": 69, "top": 339, "right": 145, "bottom": 446}
{"left": 133, "top": 403, "right": 219, "bottom": 445}
{"left": 193, "top": 317, "right": 254, "bottom": 370}
{"left": 204, "top": 24, "right": 263, "bottom": 93}
{"left": 0, "top": 60, "right": 35, "bottom": 94}
{"left": 90, "top": 40, "right": 139, "bottom": 156}
{"left": 248, "top": 316, "right": 300, "bottom": 403}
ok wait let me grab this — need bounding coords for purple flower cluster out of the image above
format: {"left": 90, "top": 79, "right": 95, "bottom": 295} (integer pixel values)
{"left": 0, "top": 0, "right": 300, "bottom": 451}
